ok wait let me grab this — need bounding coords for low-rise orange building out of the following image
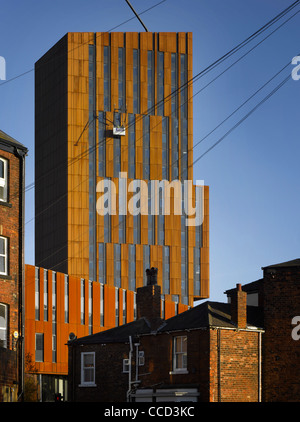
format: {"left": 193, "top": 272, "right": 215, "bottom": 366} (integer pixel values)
{"left": 24, "top": 264, "right": 188, "bottom": 401}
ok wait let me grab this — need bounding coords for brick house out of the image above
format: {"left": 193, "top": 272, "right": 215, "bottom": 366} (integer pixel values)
{"left": 68, "top": 270, "right": 263, "bottom": 402}
{"left": 225, "top": 258, "right": 300, "bottom": 402}
{"left": 0, "top": 129, "right": 28, "bottom": 401}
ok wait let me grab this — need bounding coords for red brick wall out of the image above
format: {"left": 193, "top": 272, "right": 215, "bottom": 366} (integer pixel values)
{"left": 0, "top": 149, "right": 22, "bottom": 400}
{"left": 263, "top": 267, "right": 300, "bottom": 402}
{"left": 209, "top": 329, "right": 261, "bottom": 402}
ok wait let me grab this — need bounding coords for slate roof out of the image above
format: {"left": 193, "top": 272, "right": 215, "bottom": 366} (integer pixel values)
{"left": 0, "top": 129, "right": 28, "bottom": 153}
{"left": 224, "top": 279, "right": 263, "bottom": 296}
{"left": 262, "top": 258, "right": 300, "bottom": 269}
{"left": 69, "top": 301, "right": 263, "bottom": 346}
{"left": 69, "top": 317, "right": 154, "bottom": 345}
{"left": 157, "top": 301, "right": 263, "bottom": 332}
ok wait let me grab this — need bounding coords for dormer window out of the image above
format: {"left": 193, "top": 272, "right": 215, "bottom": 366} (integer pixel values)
{"left": 0, "top": 158, "right": 8, "bottom": 202}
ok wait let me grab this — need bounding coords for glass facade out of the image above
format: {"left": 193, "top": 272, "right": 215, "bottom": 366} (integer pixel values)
{"left": 114, "top": 244, "right": 121, "bottom": 288}
{"left": 128, "top": 114, "right": 135, "bottom": 179}
{"left": 133, "top": 49, "right": 140, "bottom": 114}
{"left": 128, "top": 244, "right": 136, "bottom": 291}
{"left": 98, "top": 111, "right": 106, "bottom": 177}
{"left": 157, "top": 51, "right": 164, "bottom": 116}
{"left": 147, "top": 50, "right": 155, "bottom": 113}
{"left": 103, "top": 45, "right": 111, "bottom": 111}
{"left": 162, "top": 117, "right": 169, "bottom": 180}
{"left": 143, "top": 115, "right": 150, "bottom": 180}
{"left": 118, "top": 47, "right": 126, "bottom": 112}
{"left": 98, "top": 243, "right": 106, "bottom": 284}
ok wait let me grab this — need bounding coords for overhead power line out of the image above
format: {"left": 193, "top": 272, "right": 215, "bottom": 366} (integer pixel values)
{"left": 17, "top": 0, "right": 300, "bottom": 206}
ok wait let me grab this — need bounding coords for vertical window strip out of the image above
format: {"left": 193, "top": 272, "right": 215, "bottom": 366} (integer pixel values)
{"left": 100, "top": 284, "right": 104, "bottom": 326}
{"left": 35, "top": 267, "right": 40, "bottom": 320}
{"left": 162, "top": 117, "right": 169, "bottom": 180}
{"left": 171, "top": 53, "right": 178, "bottom": 118}
{"left": 44, "top": 269, "right": 48, "bottom": 321}
{"left": 181, "top": 186, "right": 188, "bottom": 304}
{"left": 115, "top": 288, "right": 119, "bottom": 327}
{"left": 104, "top": 210, "right": 111, "bottom": 243}
{"left": 180, "top": 54, "right": 188, "bottom": 181}
{"left": 114, "top": 244, "right": 121, "bottom": 288}
{"left": 81, "top": 279, "right": 85, "bottom": 325}
{"left": 148, "top": 182, "right": 155, "bottom": 245}
{"left": 163, "top": 246, "right": 170, "bottom": 294}
{"left": 143, "top": 115, "right": 150, "bottom": 180}
{"left": 147, "top": 50, "right": 155, "bottom": 114}
{"left": 64, "top": 274, "right": 69, "bottom": 323}
{"left": 157, "top": 51, "right": 164, "bottom": 116}
{"left": 157, "top": 184, "right": 164, "bottom": 246}
{"left": 119, "top": 214, "right": 126, "bottom": 244}
{"left": 133, "top": 49, "right": 140, "bottom": 114}
{"left": 122, "top": 289, "right": 126, "bottom": 324}
{"left": 103, "top": 45, "right": 111, "bottom": 111}
{"left": 128, "top": 244, "right": 136, "bottom": 291}
{"left": 98, "top": 111, "right": 106, "bottom": 177}
{"left": 88, "top": 281, "right": 93, "bottom": 335}
{"left": 143, "top": 245, "right": 150, "bottom": 286}
{"left": 118, "top": 47, "right": 126, "bottom": 112}
{"left": 52, "top": 271, "right": 57, "bottom": 362}
{"left": 171, "top": 117, "right": 179, "bottom": 180}
{"left": 128, "top": 114, "right": 135, "bottom": 179}
{"left": 113, "top": 112, "right": 121, "bottom": 178}
{"left": 99, "top": 243, "right": 106, "bottom": 284}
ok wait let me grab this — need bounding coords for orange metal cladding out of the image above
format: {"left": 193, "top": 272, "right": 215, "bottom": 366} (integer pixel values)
{"left": 24, "top": 264, "right": 185, "bottom": 375}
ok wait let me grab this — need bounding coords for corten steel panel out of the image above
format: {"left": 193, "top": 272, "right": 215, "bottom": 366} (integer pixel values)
{"left": 35, "top": 31, "right": 209, "bottom": 310}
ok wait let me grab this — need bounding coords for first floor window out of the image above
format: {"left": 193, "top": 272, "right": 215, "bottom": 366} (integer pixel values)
{"left": 35, "top": 333, "right": 44, "bottom": 362}
{"left": 0, "top": 303, "right": 8, "bottom": 348}
{"left": 0, "top": 236, "right": 8, "bottom": 275}
{"left": 0, "top": 157, "right": 8, "bottom": 202}
{"left": 173, "top": 336, "right": 187, "bottom": 372}
{"left": 81, "top": 352, "right": 95, "bottom": 385}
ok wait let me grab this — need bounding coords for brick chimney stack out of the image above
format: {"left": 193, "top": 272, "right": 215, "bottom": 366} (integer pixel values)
{"left": 136, "top": 268, "right": 162, "bottom": 329}
{"left": 231, "top": 283, "right": 247, "bottom": 329}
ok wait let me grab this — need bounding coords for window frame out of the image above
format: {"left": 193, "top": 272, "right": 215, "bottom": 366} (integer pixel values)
{"left": 35, "top": 333, "right": 44, "bottom": 362}
{"left": 172, "top": 335, "right": 188, "bottom": 373}
{"left": 80, "top": 352, "right": 96, "bottom": 387}
{"left": 0, "top": 303, "right": 8, "bottom": 348}
{"left": 0, "top": 157, "right": 8, "bottom": 202}
{"left": 0, "top": 236, "right": 8, "bottom": 276}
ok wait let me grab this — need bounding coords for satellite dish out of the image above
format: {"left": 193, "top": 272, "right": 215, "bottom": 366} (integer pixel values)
{"left": 69, "top": 332, "right": 77, "bottom": 341}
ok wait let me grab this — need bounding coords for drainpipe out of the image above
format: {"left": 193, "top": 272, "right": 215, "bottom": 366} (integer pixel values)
{"left": 18, "top": 150, "right": 26, "bottom": 401}
{"left": 217, "top": 329, "right": 221, "bottom": 402}
{"left": 127, "top": 336, "right": 133, "bottom": 402}
{"left": 258, "top": 331, "right": 262, "bottom": 402}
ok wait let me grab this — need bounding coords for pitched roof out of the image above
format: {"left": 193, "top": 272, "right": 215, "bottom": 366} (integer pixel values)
{"left": 224, "top": 279, "right": 263, "bottom": 296}
{"left": 69, "top": 301, "right": 263, "bottom": 346}
{"left": 262, "top": 258, "right": 300, "bottom": 269}
{"left": 158, "top": 301, "right": 263, "bottom": 332}
{"left": 0, "top": 129, "right": 28, "bottom": 153}
{"left": 69, "top": 317, "right": 154, "bottom": 345}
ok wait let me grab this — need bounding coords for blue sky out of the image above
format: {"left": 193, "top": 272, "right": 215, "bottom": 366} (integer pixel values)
{"left": 0, "top": 0, "right": 299, "bottom": 303}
